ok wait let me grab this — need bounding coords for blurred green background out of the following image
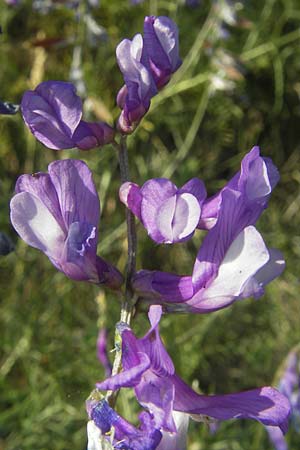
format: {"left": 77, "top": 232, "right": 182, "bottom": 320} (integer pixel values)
{"left": 1, "top": 0, "right": 300, "bottom": 448}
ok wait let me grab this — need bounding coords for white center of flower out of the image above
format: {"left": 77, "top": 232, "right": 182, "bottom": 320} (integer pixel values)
{"left": 156, "top": 193, "right": 201, "bottom": 243}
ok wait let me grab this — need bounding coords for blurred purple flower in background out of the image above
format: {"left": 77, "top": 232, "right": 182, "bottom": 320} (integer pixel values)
{"left": 97, "top": 328, "right": 112, "bottom": 377}
{"left": 10, "top": 159, "right": 122, "bottom": 289}
{"left": 5, "top": 0, "right": 21, "bottom": 5}
{"left": 133, "top": 147, "right": 285, "bottom": 313}
{"left": 116, "top": 16, "right": 181, "bottom": 133}
{"left": 21, "top": 81, "right": 115, "bottom": 150}
{"left": 96, "top": 306, "right": 290, "bottom": 434}
{"left": 0, "top": 100, "right": 19, "bottom": 115}
{"left": 120, "top": 178, "right": 206, "bottom": 244}
{"left": 267, "top": 350, "right": 300, "bottom": 450}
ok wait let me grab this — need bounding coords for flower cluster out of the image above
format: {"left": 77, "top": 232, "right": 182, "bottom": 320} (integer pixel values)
{"left": 116, "top": 16, "right": 181, "bottom": 133}
{"left": 9, "top": 13, "right": 291, "bottom": 450}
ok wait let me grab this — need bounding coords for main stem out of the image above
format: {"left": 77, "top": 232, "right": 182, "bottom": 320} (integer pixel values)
{"left": 106, "top": 136, "right": 137, "bottom": 406}
{"left": 117, "top": 135, "right": 137, "bottom": 324}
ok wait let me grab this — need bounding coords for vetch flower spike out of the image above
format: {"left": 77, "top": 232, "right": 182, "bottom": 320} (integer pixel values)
{"left": 10, "top": 159, "right": 122, "bottom": 289}
{"left": 21, "top": 81, "right": 115, "bottom": 150}
{"left": 119, "top": 177, "right": 206, "bottom": 244}
{"left": 97, "top": 306, "right": 291, "bottom": 435}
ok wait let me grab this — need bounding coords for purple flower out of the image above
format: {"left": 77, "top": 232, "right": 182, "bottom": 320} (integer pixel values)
{"left": 10, "top": 159, "right": 122, "bottom": 289}
{"left": 116, "top": 33, "right": 157, "bottom": 134}
{"left": 86, "top": 397, "right": 162, "bottom": 450}
{"left": 119, "top": 178, "right": 206, "bottom": 244}
{"left": 97, "top": 328, "right": 112, "bottom": 377}
{"left": 116, "top": 16, "right": 181, "bottom": 133}
{"left": 141, "top": 16, "right": 181, "bottom": 89}
{"left": 199, "top": 147, "right": 280, "bottom": 230}
{"left": 134, "top": 188, "right": 285, "bottom": 313}
{"left": 96, "top": 306, "right": 290, "bottom": 435}
{"left": 267, "top": 351, "right": 300, "bottom": 450}
{"left": 132, "top": 148, "right": 284, "bottom": 313}
{"left": 21, "top": 81, "right": 115, "bottom": 150}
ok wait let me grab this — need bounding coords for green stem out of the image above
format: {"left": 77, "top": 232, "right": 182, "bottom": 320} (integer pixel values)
{"left": 106, "top": 136, "right": 137, "bottom": 406}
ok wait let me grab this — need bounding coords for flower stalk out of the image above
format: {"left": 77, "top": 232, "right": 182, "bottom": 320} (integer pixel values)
{"left": 106, "top": 136, "right": 137, "bottom": 407}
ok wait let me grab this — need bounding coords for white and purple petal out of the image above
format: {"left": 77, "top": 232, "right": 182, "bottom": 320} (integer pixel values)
{"left": 10, "top": 191, "right": 65, "bottom": 261}
{"left": 157, "top": 411, "right": 189, "bottom": 450}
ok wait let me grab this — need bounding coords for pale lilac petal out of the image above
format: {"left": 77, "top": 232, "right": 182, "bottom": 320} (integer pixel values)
{"left": 15, "top": 172, "right": 65, "bottom": 232}
{"left": 48, "top": 159, "right": 100, "bottom": 236}
{"left": 10, "top": 192, "right": 65, "bottom": 259}
{"left": 157, "top": 412, "right": 189, "bottom": 450}
{"left": 172, "top": 375, "right": 291, "bottom": 433}
{"left": 254, "top": 248, "right": 285, "bottom": 287}
{"left": 155, "top": 193, "right": 201, "bottom": 243}
{"left": 171, "top": 193, "right": 201, "bottom": 242}
{"left": 195, "top": 226, "right": 269, "bottom": 305}
{"left": 156, "top": 195, "right": 176, "bottom": 242}
{"left": 147, "top": 304, "right": 163, "bottom": 330}
{"left": 192, "top": 189, "right": 247, "bottom": 291}
{"left": 266, "top": 426, "right": 287, "bottom": 450}
{"left": 87, "top": 420, "right": 111, "bottom": 450}
{"left": 140, "top": 178, "right": 177, "bottom": 242}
